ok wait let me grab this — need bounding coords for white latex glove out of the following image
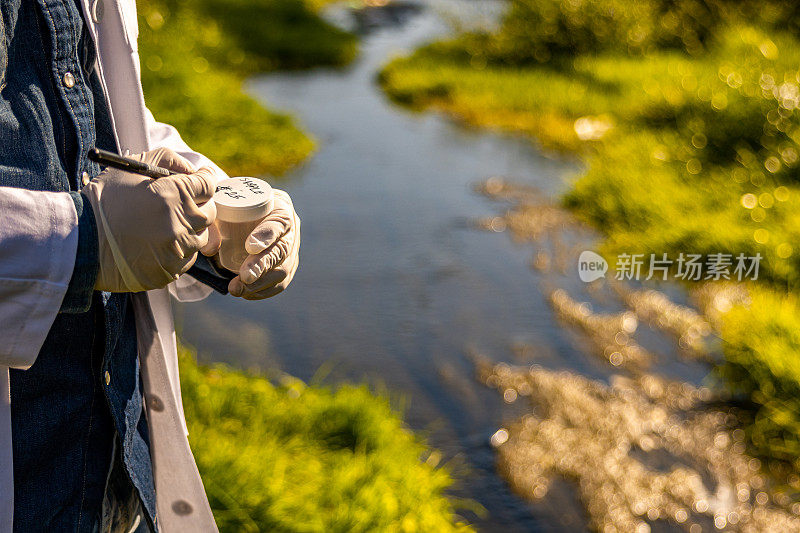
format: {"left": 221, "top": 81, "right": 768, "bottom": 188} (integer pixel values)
{"left": 82, "top": 148, "right": 219, "bottom": 292}
{"left": 223, "top": 189, "right": 300, "bottom": 300}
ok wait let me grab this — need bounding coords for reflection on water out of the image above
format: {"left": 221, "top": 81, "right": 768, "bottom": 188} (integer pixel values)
{"left": 475, "top": 178, "right": 800, "bottom": 532}
{"left": 174, "top": 2, "right": 732, "bottom": 530}
{"left": 481, "top": 362, "right": 800, "bottom": 533}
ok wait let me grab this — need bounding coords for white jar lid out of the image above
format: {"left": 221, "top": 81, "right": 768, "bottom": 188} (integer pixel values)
{"left": 214, "top": 177, "right": 274, "bottom": 222}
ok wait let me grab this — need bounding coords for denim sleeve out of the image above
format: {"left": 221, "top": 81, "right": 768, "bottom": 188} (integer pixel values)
{"left": 60, "top": 192, "right": 99, "bottom": 313}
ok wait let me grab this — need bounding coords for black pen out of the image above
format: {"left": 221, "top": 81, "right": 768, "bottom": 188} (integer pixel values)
{"left": 87, "top": 147, "right": 174, "bottom": 179}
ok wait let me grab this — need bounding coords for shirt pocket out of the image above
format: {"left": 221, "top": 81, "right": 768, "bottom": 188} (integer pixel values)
{"left": 116, "top": 0, "right": 139, "bottom": 51}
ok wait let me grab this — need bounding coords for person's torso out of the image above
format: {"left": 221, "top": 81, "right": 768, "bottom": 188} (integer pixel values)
{"left": 0, "top": 0, "right": 156, "bottom": 530}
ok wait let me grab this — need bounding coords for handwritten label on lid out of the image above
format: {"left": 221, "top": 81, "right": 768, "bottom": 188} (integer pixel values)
{"left": 214, "top": 177, "right": 271, "bottom": 208}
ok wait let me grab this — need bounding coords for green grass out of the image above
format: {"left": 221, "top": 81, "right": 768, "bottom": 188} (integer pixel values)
{"left": 179, "top": 347, "right": 473, "bottom": 532}
{"left": 380, "top": 48, "right": 587, "bottom": 152}
{"left": 719, "top": 289, "right": 800, "bottom": 465}
{"left": 379, "top": 0, "right": 800, "bottom": 465}
{"left": 138, "top": 0, "right": 357, "bottom": 176}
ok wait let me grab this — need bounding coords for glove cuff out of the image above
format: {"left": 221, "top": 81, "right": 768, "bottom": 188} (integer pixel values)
{"left": 83, "top": 181, "right": 145, "bottom": 292}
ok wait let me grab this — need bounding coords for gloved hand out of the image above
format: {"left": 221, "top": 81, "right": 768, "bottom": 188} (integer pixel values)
{"left": 82, "top": 147, "right": 219, "bottom": 292}
{"left": 218, "top": 189, "right": 300, "bottom": 300}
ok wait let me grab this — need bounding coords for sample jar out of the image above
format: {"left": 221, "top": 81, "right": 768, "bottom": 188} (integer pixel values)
{"left": 213, "top": 176, "right": 274, "bottom": 272}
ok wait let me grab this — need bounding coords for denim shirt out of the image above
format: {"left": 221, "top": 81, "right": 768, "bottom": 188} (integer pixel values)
{"left": 0, "top": 0, "right": 157, "bottom": 530}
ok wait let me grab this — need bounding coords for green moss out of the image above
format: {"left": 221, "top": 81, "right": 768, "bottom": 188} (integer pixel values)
{"left": 179, "top": 348, "right": 472, "bottom": 532}
{"left": 138, "top": 0, "right": 357, "bottom": 176}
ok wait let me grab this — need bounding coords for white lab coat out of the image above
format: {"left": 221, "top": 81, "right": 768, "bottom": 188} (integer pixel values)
{"left": 0, "top": 0, "right": 223, "bottom": 530}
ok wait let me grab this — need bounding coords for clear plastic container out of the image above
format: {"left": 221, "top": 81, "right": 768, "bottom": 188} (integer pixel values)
{"left": 213, "top": 177, "right": 274, "bottom": 272}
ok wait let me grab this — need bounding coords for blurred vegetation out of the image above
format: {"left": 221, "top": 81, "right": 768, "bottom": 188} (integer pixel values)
{"left": 380, "top": 0, "right": 800, "bottom": 465}
{"left": 720, "top": 290, "right": 800, "bottom": 464}
{"left": 138, "top": 0, "right": 357, "bottom": 176}
{"left": 180, "top": 347, "right": 473, "bottom": 532}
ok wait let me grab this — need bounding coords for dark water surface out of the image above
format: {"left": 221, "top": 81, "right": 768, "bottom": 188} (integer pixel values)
{"left": 176, "top": 4, "right": 709, "bottom": 530}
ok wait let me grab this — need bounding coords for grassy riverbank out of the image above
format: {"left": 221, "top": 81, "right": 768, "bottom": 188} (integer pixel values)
{"left": 381, "top": 0, "right": 800, "bottom": 466}
{"left": 179, "top": 347, "right": 471, "bottom": 532}
{"left": 138, "top": 0, "right": 357, "bottom": 176}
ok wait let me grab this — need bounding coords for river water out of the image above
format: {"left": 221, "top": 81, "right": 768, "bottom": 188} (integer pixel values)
{"left": 175, "top": 3, "right": 712, "bottom": 530}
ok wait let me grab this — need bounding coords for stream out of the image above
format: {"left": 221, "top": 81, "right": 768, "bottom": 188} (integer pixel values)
{"left": 175, "top": 2, "right": 717, "bottom": 530}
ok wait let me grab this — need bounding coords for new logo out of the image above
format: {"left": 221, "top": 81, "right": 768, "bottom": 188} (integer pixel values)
{"left": 578, "top": 250, "right": 608, "bottom": 282}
